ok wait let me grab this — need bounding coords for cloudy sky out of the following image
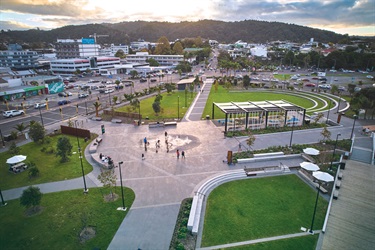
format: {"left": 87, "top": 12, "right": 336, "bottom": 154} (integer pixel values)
{"left": 0, "top": 0, "right": 374, "bottom": 36}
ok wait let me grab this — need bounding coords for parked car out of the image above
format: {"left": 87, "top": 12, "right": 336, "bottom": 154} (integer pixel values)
{"left": 58, "top": 100, "right": 71, "bottom": 105}
{"left": 78, "top": 93, "right": 89, "bottom": 98}
{"left": 66, "top": 92, "right": 72, "bottom": 96}
{"left": 58, "top": 92, "right": 68, "bottom": 97}
{"left": 3, "top": 110, "right": 24, "bottom": 118}
{"left": 319, "top": 84, "right": 331, "bottom": 89}
{"left": 305, "top": 83, "right": 316, "bottom": 87}
{"left": 338, "top": 86, "right": 346, "bottom": 92}
{"left": 150, "top": 78, "right": 157, "bottom": 82}
{"left": 354, "top": 87, "right": 362, "bottom": 92}
{"left": 65, "top": 85, "right": 74, "bottom": 89}
{"left": 366, "top": 75, "right": 374, "bottom": 79}
{"left": 140, "top": 78, "right": 147, "bottom": 83}
{"left": 104, "top": 88, "right": 114, "bottom": 94}
{"left": 34, "top": 103, "right": 46, "bottom": 109}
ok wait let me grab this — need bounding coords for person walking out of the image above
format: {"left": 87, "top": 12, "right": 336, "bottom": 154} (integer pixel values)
{"left": 165, "top": 131, "right": 168, "bottom": 137}
{"left": 176, "top": 149, "right": 180, "bottom": 159}
{"left": 142, "top": 153, "right": 145, "bottom": 160}
{"left": 181, "top": 150, "right": 185, "bottom": 159}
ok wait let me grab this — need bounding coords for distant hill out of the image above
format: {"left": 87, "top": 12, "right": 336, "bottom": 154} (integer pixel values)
{"left": 0, "top": 19, "right": 345, "bottom": 45}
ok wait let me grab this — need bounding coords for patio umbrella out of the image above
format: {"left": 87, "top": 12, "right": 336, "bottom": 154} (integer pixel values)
{"left": 300, "top": 162, "right": 320, "bottom": 171}
{"left": 303, "top": 148, "right": 320, "bottom": 156}
{"left": 6, "top": 155, "right": 27, "bottom": 164}
{"left": 313, "top": 171, "right": 334, "bottom": 183}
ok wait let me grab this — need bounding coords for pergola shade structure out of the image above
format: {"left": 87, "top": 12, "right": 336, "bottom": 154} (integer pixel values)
{"left": 212, "top": 100, "right": 306, "bottom": 133}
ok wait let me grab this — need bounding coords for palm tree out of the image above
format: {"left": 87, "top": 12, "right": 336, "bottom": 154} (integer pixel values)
{"left": 115, "top": 80, "right": 121, "bottom": 91}
{"left": 93, "top": 101, "right": 101, "bottom": 117}
{"left": 14, "top": 122, "right": 29, "bottom": 135}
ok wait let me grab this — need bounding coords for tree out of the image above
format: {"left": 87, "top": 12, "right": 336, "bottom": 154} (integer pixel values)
{"left": 165, "top": 83, "right": 174, "bottom": 94}
{"left": 97, "top": 169, "right": 117, "bottom": 199}
{"left": 246, "top": 133, "right": 256, "bottom": 149}
{"left": 56, "top": 136, "right": 72, "bottom": 163}
{"left": 243, "top": 75, "right": 250, "bottom": 89}
{"left": 93, "top": 101, "right": 101, "bottom": 117}
{"left": 313, "top": 113, "right": 324, "bottom": 123}
{"left": 20, "top": 186, "right": 43, "bottom": 213}
{"left": 112, "top": 96, "right": 118, "bottom": 105}
{"left": 114, "top": 49, "right": 125, "bottom": 58}
{"left": 154, "top": 36, "right": 171, "bottom": 55}
{"left": 331, "top": 85, "right": 339, "bottom": 95}
{"left": 348, "top": 83, "right": 356, "bottom": 97}
{"left": 9, "top": 142, "right": 20, "bottom": 155}
{"left": 131, "top": 98, "right": 140, "bottom": 112}
{"left": 321, "top": 126, "right": 331, "bottom": 142}
{"left": 214, "top": 80, "right": 219, "bottom": 92}
{"left": 29, "top": 121, "right": 45, "bottom": 143}
{"left": 129, "top": 70, "right": 139, "bottom": 79}
{"left": 14, "top": 122, "right": 29, "bottom": 135}
{"left": 115, "top": 80, "right": 121, "bottom": 91}
{"left": 146, "top": 58, "right": 159, "bottom": 66}
{"left": 172, "top": 41, "right": 184, "bottom": 55}
{"left": 152, "top": 101, "right": 161, "bottom": 115}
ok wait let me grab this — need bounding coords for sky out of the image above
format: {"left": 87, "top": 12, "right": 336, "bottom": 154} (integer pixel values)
{"left": 0, "top": 0, "right": 374, "bottom": 36}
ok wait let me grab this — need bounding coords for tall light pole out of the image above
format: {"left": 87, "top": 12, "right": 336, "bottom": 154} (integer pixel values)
{"left": 336, "top": 94, "right": 341, "bottom": 113}
{"left": 75, "top": 120, "right": 88, "bottom": 193}
{"left": 329, "top": 133, "right": 341, "bottom": 171}
{"left": 178, "top": 95, "right": 180, "bottom": 121}
{"left": 350, "top": 115, "right": 358, "bottom": 140}
{"left": 310, "top": 171, "right": 333, "bottom": 234}
{"left": 117, "top": 161, "right": 127, "bottom": 211}
{"left": 289, "top": 115, "right": 295, "bottom": 148}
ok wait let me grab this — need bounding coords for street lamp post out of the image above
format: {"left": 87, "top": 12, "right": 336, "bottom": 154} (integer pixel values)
{"left": 178, "top": 95, "right": 180, "bottom": 121}
{"left": 309, "top": 172, "right": 334, "bottom": 234}
{"left": 85, "top": 101, "right": 88, "bottom": 115}
{"left": 38, "top": 106, "right": 44, "bottom": 128}
{"left": 117, "top": 161, "right": 126, "bottom": 211}
{"left": 336, "top": 94, "right": 341, "bottom": 113}
{"left": 326, "top": 100, "right": 331, "bottom": 124}
{"left": 350, "top": 115, "right": 358, "bottom": 140}
{"left": 75, "top": 120, "right": 88, "bottom": 193}
{"left": 329, "top": 133, "right": 341, "bottom": 170}
{"left": 289, "top": 115, "right": 295, "bottom": 148}
{"left": 108, "top": 91, "right": 111, "bottom": 106}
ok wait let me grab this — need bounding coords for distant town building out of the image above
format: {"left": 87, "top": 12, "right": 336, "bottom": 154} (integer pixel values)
{"left": 125, "top": 52, "right": 183, "bottom": 66}
{"left": 0, "top": 44, "right": 39, "bottom": 70}
{"left": 130, "top": 39, "right": 150, "bottom": 51}
{"left": 55, "top": 38, "right": 100, "bottom": 59}
{"left": 209, "top": 40, "right": 219, "bottom": 47}
{"left": 50, "top": 57, "right": 120, "bottom": 75}
{"left": 100, "top": 44, "right": 129, "bottom": 56}
{"left": 250, "top": 45, "right": 268, "bottom": 57}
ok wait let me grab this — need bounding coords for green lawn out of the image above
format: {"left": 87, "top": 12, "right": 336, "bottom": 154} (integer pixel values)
{"left": 201, "top": 175, "right": 328, "bottom": 247}
{"left": 202, "top": 86, "right": 319, "bottom": 119}
{"left": 226, "top": 234, "right": 319, "bottom": 250}
{"left": 0, "top": 134, "right": 94, "bottom": 190}
{"left": 116, "top": 91, "right": 197, "bottom": 121}
{"left": 0, "top": 187, "right": 135, "bottom": 250}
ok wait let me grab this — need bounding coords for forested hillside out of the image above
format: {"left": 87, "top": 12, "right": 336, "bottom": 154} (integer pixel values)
{"left": 0, "top": 19, "right": 346, "bottom": 45}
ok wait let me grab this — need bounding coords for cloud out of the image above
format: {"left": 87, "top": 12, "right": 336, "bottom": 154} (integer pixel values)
{"left": 0, "top": 20, "right": 35, "bottom": 30}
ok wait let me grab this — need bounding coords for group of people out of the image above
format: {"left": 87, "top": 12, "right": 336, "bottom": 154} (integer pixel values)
{"left": 99, "top": 153, "right": 113, "bottom": 167}
{"left": 141, "top": 131, "right": 186, "bottom": 160}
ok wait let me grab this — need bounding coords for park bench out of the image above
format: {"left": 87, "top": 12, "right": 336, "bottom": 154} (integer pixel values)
{"left": 333, "top": 190, "right": 339, "bottom": 199}
{"left": 111, "top": 119, "right": 122, "bottom": 123}
{"left": 164, "top": 121, "right": 177, "bottom": 126}
{"left": 338, "top": 172, "right": 343, "bottom": 180}
{"left": 148, "top": 122, "right": 164, "bottom": 128}
{"left": 335, "top": 180, "right": 341, "bottom": 189}
{"left": 92, "top": 117, "right": 102, "bottom": 121}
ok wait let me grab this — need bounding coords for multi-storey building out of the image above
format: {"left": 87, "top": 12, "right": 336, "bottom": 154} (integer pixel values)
{"left": 125, "top": 52, "right": 183, "bottom": 66}
{"left": 55, "top": 39, "right": 100, "bottom": 59}
{"left": 100, "top": 44, "right": 129, "bottom": 56}
{"left": 50, "top": 57, "right": 120, "bottom": 75}
{"left": 0, "top": 44, "right": 38, "bottom": 70}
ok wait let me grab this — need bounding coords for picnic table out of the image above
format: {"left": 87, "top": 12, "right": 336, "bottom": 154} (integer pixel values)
{"left": 9, "top": 162, "right": 27, "bottom": 173}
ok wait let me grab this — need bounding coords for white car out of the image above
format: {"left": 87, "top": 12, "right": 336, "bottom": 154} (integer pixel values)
{"left": 78, "top": 93, "right": 89, "bottom": 98}
{"left": 366, "top": 75, "right": 374, "bottom": 79}
{"left": 104, "top": 88, "right": 114, "bottom": 94}
{"left": 3, "top": 110, "right": 24, "bottom": 118}
{"left": 34, "top": 103, "right": 46, "bottom": 109}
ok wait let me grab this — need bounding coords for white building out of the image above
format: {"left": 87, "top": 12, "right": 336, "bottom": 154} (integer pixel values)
{"left": 250, "top": 45, "right": 268, "bottom": 57}
{"left": 100, "top": 44, "right": 129, "bottom": 56}
{"left": 50, "top": 57, "right": 120, "bottom": 75}
{"left": 125, "top": 52, "right": 183, "bottom": 66}
{"left": 130, "top": 40, "right": 150, "bottom": 51}
{"left": 0, "top": 50, "right": 39, "bottom": 70}
{"left": 55, "top": 38, "right": 101, "bottom": 59}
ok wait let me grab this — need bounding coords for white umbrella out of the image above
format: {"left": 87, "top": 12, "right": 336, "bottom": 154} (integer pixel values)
{"left": 313, "top": 171, "right": 334, "bottom": 183}
{"left": 303, "top": 148, "right": 320, "bottom": 156}
{"left": 6, "top": 155, "right": 27, "bottom": 164}
{"left": 300, "top": 162, "right": 320, "bottom": 171}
